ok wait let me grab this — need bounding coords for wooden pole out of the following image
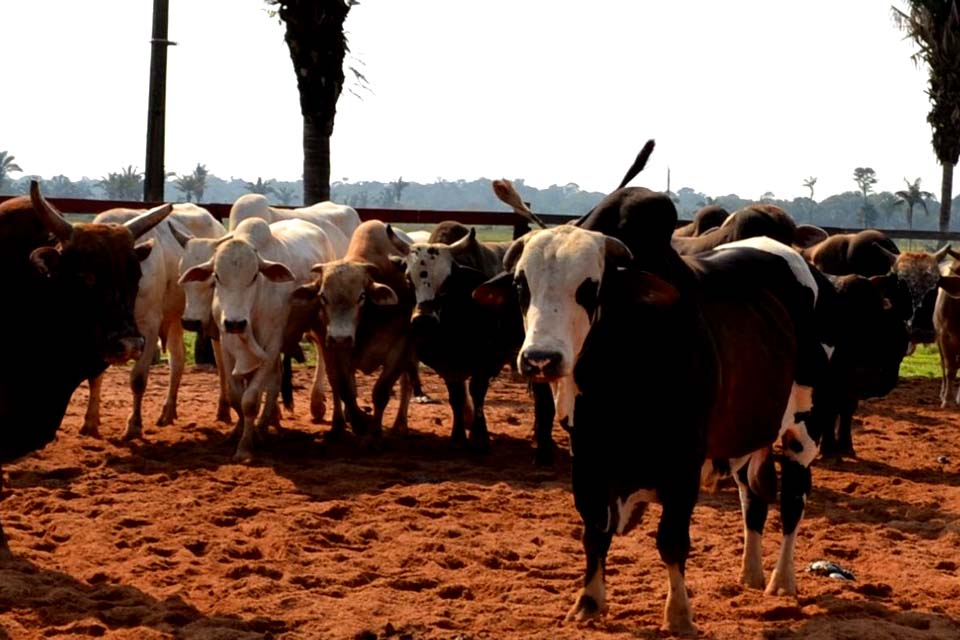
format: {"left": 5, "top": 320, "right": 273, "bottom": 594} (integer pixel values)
{"left": 144, "top": 0, "right": 174, "bottom": 202}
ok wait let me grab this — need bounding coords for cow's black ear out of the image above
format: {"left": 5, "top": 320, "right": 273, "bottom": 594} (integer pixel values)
{"left": 473, "top": 271, "right": 513, "bottom": 307}
{"left": 29, "top": 246, "right": 61, "bottom": 276}
{"left": 633, "top": 271, "right": 679, "bottom": 307}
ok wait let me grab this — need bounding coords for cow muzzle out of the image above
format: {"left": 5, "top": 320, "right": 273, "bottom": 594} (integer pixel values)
{"left": 519, "top": 348, "right": 564, "bottom": 382}
{"left": 223, "top": 319, "right": 248, "bottom": 334}
{"left": 411, "top": 307, "right": 440, "bottom": 332}
{"left": 326, "top": 334, "right": 354, "bottom": 350}
{"left": 105, "top": 335, "right": 145, "bottom": 365}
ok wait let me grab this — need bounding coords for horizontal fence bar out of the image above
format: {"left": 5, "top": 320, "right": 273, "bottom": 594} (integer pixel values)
{"left": 2, "top": 195, "right": 960, "bottom": 242}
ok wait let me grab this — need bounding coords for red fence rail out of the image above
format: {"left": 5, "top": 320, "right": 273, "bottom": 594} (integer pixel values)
{"left": 3, "top": 195, "right": 960, "bottom": 242}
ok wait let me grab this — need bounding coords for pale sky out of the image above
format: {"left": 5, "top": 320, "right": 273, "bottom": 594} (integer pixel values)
{"left": 1, "top": 0, "right": 946, "bottom": 202}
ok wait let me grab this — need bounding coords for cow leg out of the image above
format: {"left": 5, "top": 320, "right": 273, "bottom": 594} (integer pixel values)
{"left": 157, "top": 321, "right": 185, "bottom": 426}
{"left": 766, "top": 458, "right": 811, "bottom": 596}
{"left": 371, "top": 356, "right": 408, "bottom": 438}
{"left": 391, "top": 369, "right": 412, "bottom": 435}
{"left": 657, "top": 490, "right": 698, "bottom": 635}
{"left": 938, "top": 337, "right": 957, "bottom": 408}
{"left": 81, "top": 375, "right": 103, "bottom": 438}
{"left": 835, "top": 400, "right": 858, "bottom": 458}
{"left": 732, "top": 454, "right": 773, "bottom": 590}
{"left": 236, "top": 367, "right": 275, "bottom": 462}
{"left": 256, "top": 358, "right": 284, "bottom": 438}
{"left": 446, "top": 379, "right": 469, "bottom": 446}
{"left": 211, "top": 338, "right": 233, "bottom": 422}
{"left": 531, "top": 381, "right": 556, "bottom": 466}
{"left": 410, "top": 363, "right": 433, "bottom": 404}
{"left": 309, "top": 337, "right": 327, "bottom": 423}
{"left": 123, "top": 334, "right": 158, "bottom": 440}
{"left": 467, "top": 375, "right": 491, "bottom": 454}
{"left": 564, "top": 524, "right": 612, "bottom": 623}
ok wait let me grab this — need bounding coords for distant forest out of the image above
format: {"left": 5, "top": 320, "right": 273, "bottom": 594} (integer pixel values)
{"left": 2, "top": 171, "right": 959, "bottom": 231}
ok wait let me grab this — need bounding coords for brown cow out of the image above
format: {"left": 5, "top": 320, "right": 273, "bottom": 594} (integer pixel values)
{"left": 0, "top": 182, "right": 171, "bottom": 556}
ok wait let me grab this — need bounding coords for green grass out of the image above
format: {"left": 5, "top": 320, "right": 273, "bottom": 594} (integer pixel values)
{"left": 899, "top": 343, "right": 941, "bottom": 379}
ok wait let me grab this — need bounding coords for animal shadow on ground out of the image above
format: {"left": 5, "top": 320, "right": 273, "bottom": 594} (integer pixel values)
{"left": 0, "top": 556, "right": 284, "bottom": 638}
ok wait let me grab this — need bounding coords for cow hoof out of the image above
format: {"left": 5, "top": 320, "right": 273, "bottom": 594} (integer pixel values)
{"left": 765, "top": 570, "right": 797, "bottom": 597}
{"left": 0, "top": 545, "right": 13, "bottom": 563}
{"left": 564, "top": 594, "right": 606, "bottom": 624}
{"left": 121, "top": 427, "right": 143, "bottom": 441}
{"left": 156, "top": 409, "right": 177, "bottom": 427}
{"left": 740, "top": 568, "right": 766, "bottom": 591}
{"left": 79, "top": 422, "right": 101, "bottom": 438}
{"left": 233, "top": 452, "right": 254, "bottom": 464}
{"left": 413, "top": 394, "right": 437, "bottom": 404}
{"left": 216, "top": 402, "right": 232, "bottom": 423}
{"left": 310, "top": 402, "right": 326, "bottom": 424}
{"left": 391, "top": 422, "right": 409, "bottom": 437}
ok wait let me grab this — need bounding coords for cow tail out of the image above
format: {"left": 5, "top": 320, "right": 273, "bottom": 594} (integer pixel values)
{"left": 615, "top": 139, "right": 656, "bottom": 190}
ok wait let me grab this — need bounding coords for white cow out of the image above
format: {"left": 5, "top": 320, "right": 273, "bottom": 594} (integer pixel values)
{"left": 82, "top": 204, "right": 226, "bottom": 439}
{"left": 228, "top": 193, "right": 358, "bottom": 258}
{"left": 179, "top": 218, "right": 335, "bottom": 461}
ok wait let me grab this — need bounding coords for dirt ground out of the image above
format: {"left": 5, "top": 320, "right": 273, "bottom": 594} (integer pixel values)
{"left": 0, "top": 366, "right": 958, "bottom": 639}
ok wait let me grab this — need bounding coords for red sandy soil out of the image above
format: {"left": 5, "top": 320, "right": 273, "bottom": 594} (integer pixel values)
{"left": 0, "top": 367, "right": 958, "bottom": 639}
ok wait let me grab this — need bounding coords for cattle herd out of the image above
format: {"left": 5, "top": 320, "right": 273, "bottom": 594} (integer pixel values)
{"left": 1, "top": 141, "right": 959, "bottom": 634}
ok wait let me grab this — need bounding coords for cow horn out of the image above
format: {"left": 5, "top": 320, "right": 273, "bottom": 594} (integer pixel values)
{"left": 385, "top": 224, "right": 411, "bottom": 255}
{"left": 502, "top": 234, "right": 530, "bottom": 272}
{"left": 876, "top": 244, "right": 899, "bottom": 262}
{"left": 124, "top": 203, "right": 173, "bottom": 239}
{"left": 449, "top": 227, "right": 476, "bottom": 251}
{"left": 168, "top": 221, "right": 194, "bottom": 248}
{"left": 29, "top": 180, "right": 74, "bottom": 241}
{"left": 933, "top": 244, "right": 951, "bottom": 262}
{"left": 491, "top": 179, "right": 548, "bottom": 229}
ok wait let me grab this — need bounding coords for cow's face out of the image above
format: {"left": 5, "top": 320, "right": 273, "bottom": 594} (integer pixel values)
{"left": 888, "top": 249, "right": 960, "bottom": 344}
{"left": 473, "top": 226, "right": 621, "bottom": 382}
{"left": 400, "top": 230, "right": 476, "bottom": 329}
{"left": 296, "top": 261, "right": 398, "bottom": 349}
{"left": 177, "top": 236, "right": 223, "bottom": 333}
{"left": 179, "top": 238, "right": 294, "bottom": 335}
{"left": 28, "top": 184, "right": 172, "bottom": 364}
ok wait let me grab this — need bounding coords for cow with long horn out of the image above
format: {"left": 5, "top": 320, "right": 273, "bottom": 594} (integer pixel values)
{"left": 0, "top": 182, "right": 171, "bottom": 557}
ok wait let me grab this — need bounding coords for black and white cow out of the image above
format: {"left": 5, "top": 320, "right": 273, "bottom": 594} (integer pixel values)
{"left": 476, "top": 185, "right": 831, "bottom": 634}
{"left": 390, "top": 222, "right": 556, "bottom": 463}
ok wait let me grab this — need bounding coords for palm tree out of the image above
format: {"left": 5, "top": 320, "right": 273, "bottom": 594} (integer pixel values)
{"left": 853, "top": 167, "right": 877, "bottom": 200}
{"left": 895, "top": 177, "right": 935, "bottom": 229}
{"left": 267, "top": 0, "right": 357, "bottom": 205}
{"left": 0, "top": 151, "right": 22, "bottom": 190}
{"left": 245, "top": 177, "right": 276, "bottom": 196}
{"left": 99, "top": 165, "right": 143, "bottom": 201}
{"left": 893, "top": 2, "right": 960, "bottom": 232}
{"left": 174, "top": 174, "right": 199, "bottom": 202}
{"left": 274, "top": 184, "right": 298, "bottom": 205}
{"left": 803, "top": 176, "right": 817, "bottom": 201}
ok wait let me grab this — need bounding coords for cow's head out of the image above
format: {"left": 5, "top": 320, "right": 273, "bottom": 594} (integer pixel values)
{"left": 474, "top": 225, "right": 677, "bottom": 382}
{"left": 179, "top": 237, "right": 294, "bottom": 335}
{"left": 391, "top": 225, "right": 483, "bottom": 331}
{"left": 28, "top": 182, "right": 171, "bottom": 364}
{"left": 834, "top": 275, "right": 909, "bottom": 399}
{"left": 170, "top": 222, "right": 229, "bottom": 334}
{"left": 293, "top": 260, "right": 398, "bottom": 349}
{"left": 876, "top": 246, "right": 960, "bottom": 344}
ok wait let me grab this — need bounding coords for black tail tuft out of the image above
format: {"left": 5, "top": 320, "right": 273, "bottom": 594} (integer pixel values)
{"left": 615, "top": 139, "right": 656, "bottom": 190}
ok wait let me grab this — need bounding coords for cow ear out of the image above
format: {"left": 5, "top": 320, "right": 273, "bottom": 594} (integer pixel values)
{"left": 179, "top": 260, "right": 214, "bottom": 284}
{"left": 135, "top": 239, "right": 155, "bottom": 262}
{"left": 388, "top": 255, "right": 407, "bottom": 273}
{"left": 292, "top": 281, "right": 320, "bottom": 302}
{"left": 369, "top": 282, "right": 398, "bottom": 306}
{"left": 633, "top": 271, "right": 679, "bottom": 306}
{"left": 938, "top": 275, "right": 960, "bottom": 298}
{"left": 473, "top": 271, "right": 513, "bottom": 307}
{"left": 450, "top": 260, "right": 487, "bottom": 282}
{"left": 794, "top": 224, "right": 828, "bottom": 249}
{"left": 259, "top": 259, "right": 295, "bottom": 283}
{"left": 30, "top": 246, "right": 61, "bottom": 276}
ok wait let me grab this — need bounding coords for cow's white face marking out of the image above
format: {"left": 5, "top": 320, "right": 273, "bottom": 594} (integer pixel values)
{"left": 179, "top": 237, "right": 220, "bottom": 327}
{"left": 405, "top": 244, "right": 454, "bottom": 306}
{"left": 514, "top": 226, "right": 607, "bottom": 379}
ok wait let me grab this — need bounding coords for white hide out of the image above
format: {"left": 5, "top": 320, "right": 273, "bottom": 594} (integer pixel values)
{"left": 228, "top": 193, "right": 358, "bottom": 258}
{"left": 715, "top": 236, "right": 819, "bottom": 303}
